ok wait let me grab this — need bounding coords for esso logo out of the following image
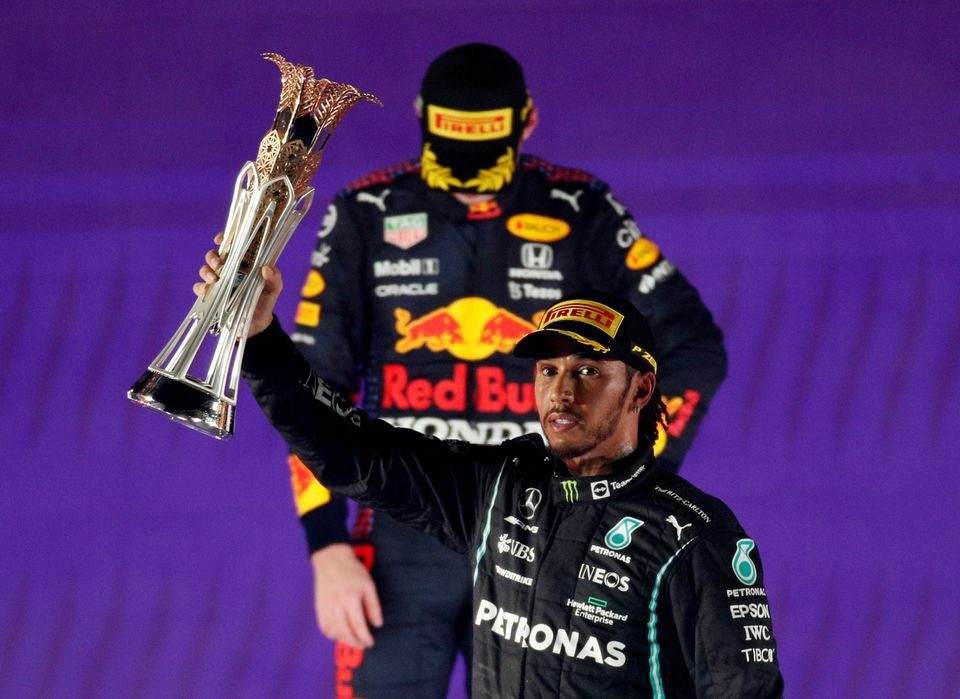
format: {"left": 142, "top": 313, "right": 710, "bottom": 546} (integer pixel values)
{"left": 507, "top": 214, "right": 571, "bottom": 242}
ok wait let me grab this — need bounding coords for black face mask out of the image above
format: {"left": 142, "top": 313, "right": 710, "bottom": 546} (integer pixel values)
{"left": 417, "top": 43, "right": 529, "bottom": 193}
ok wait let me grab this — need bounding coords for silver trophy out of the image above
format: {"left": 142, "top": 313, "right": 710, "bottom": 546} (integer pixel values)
{"left": 127, "top": 53, "right": 378, "bottom": 439}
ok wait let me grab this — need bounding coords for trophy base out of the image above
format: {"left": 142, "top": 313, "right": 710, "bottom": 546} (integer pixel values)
{"left": 127, "top": 370, "right": 235, "bottom": 440}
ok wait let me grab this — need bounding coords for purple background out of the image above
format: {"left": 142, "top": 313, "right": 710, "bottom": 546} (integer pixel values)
{"left": 2, "top": 1, "right": 958, "bottom": 696}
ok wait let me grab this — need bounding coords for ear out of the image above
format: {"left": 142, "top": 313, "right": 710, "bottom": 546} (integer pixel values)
{"left": 630, "top": 371, "right": 656, "bottom": 412}
{"left": 413, "top": 95, "right": 423, "bottom": 118}
{"left": 521, "top": 103, "right": 539, "bottom": 143}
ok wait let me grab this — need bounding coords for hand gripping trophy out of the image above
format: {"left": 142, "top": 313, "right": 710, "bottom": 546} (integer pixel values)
{"left": 127, "top": 53, "right": 379, "bottom": 439}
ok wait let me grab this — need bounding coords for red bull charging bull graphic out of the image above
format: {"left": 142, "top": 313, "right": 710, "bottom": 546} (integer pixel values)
{"left": 394, "top": 297, "right": 538, "bottom": 360}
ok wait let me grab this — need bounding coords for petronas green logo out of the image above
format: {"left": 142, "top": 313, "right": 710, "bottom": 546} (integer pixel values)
{"left": 561, "top": 480, "right": 578, "bottom": 502}
{"left": 604, "top": 517, "right": 643, "bottom": 550}
{"left": 732, "top": 538, "right": 757, "bottom": 586}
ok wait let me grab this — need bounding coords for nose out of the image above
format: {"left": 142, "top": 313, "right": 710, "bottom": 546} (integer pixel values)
{"left": 550, "top": 369, "right": 576, "bottom": 404}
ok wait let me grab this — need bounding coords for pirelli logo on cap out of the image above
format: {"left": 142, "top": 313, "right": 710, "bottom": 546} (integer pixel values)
{"left": 427, "top": 105, "right": 513, "bottom": 142}
{"left": 540, "top": 300, "right": 624, "bottom": 338}
{"left": 633, "top": 345, "right": 658, "bottom": 373}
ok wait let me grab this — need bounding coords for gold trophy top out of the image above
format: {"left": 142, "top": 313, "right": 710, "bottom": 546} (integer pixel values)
{"left": 255, "top": 52, "right": 381, "bottom": 197}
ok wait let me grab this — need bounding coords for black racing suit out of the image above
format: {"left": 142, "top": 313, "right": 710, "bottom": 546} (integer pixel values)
{"left": 245, "top": 320, "right": 784, "bottom": 698}
{"left": 286, "top": 154, "right": 727, "bottom": 696}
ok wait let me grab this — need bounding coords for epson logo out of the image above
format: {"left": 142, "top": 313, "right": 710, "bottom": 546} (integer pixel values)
{"left": 578, "top": 563, "right": 630, "bottom": 591}
{"left": 373, "top": 258, "right": 440, "bottom": 278}
{"left": 520, "top": 243, "right": 554, "bottom": 270}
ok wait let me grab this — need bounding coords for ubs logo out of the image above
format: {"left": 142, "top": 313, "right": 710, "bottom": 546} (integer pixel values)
{"left": 520, "top": 243, "right": 554, "bottom": 270}
{"left": 497, "top": 533, "right": 536, "bottom": 562}
{"left": 518, "top": 488, "right": 542, "bottom": 520}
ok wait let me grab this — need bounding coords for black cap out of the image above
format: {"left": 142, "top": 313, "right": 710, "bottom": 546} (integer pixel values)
{"left": 513, "top": 291, "right": 659, "bottom": 374}
{"left": 418, "top": 43, "right": 530, "bottom": 193}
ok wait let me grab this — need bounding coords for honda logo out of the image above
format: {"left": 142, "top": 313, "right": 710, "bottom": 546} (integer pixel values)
{"left": 521, "top": 244, "right": 553, "bottom": 270}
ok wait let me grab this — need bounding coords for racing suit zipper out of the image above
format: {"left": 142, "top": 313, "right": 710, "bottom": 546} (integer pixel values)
{"left": 514, "top": 493, "right": 567, "bottom": 696}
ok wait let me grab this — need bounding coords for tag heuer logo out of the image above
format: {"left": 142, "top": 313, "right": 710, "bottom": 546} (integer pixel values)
{"left": 384, "top": 213, "right": 428, "bottom": 249}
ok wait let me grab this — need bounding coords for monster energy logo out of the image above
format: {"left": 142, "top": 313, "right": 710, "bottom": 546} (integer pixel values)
{"left": 561, "top": 480, "right": 578, "bottom": 502}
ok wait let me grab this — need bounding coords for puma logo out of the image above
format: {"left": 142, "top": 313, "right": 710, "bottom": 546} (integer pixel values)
{"left": 550, "top": 188, "right": 583, "bottom": 212}
{"left": 666, "top": 515, "right": 692, "bottom": 541}
{"left": 357, "top": 189, "right": 391, "bottom": 212}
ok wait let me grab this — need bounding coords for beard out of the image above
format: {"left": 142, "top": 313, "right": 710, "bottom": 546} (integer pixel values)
{"left": 546, "top": 382, "right": 632, "bottom": 461}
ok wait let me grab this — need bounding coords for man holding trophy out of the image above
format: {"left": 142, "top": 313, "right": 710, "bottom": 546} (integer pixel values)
{"left": 191, "top": 253, "right": 783, "bottom": 695}
{"left": 278, "top": 44, "right": 728, "bottom": 697}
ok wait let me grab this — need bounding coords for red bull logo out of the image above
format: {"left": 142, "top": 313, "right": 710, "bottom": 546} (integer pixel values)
{"left": 467, "top": 200, "right": 503, "bottom": 221}
{"left": 394, "top": 297, "right": 538, "bottom": 360}
{"left": 383, "top": 363, "right": 535, "bottom": 414}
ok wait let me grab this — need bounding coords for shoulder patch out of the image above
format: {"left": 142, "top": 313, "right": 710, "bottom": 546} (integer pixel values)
{"left": 344, "top": 160, "right": 420, "bottom": 193}
{"left": 521, "top": 154, "right": 607, "bottom": 191}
